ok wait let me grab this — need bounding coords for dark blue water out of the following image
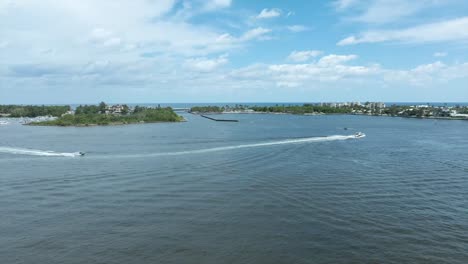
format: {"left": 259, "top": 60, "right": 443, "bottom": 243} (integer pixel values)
{"left": 1, "top": 114, "right": 467, "bottom": 263}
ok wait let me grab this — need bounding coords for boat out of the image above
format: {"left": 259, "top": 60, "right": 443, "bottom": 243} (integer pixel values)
{"left": 79, "top": 152, "right": 85, "bottom": 156}
{"left": 354, "top": 132, "right": 366, "bottom": 138}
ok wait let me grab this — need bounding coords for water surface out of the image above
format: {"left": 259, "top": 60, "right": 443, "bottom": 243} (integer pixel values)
{"left": 1, "top": 114, "right": 467, "bottom": 263}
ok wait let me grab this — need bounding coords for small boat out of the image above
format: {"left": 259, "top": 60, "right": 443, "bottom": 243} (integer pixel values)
{"left": 344, "top": 127, "right": 348, "bottom": 130}
{"left": 354, "top": 132, "right": 366, "bottom": 138}
{"left": 79, "top": 152, "right": 86, "bottom": 156}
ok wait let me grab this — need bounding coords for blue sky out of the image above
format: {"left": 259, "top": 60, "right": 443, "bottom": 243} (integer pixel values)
{"left": 1, "top": 0, "right": 468, "bottom": 104}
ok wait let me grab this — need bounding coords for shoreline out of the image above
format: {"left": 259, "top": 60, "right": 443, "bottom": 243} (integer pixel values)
{"left": 25, "top": 119, "right": 187, "bottom": 127}
{"left": 198, "top": 111, "right": 468, "bottom": 121}
{"left": 6, "top": 112, "right": 467, "bottom": 127}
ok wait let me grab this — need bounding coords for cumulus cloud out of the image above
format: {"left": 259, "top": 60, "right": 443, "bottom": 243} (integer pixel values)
{"left": 287, "top": 50, "right": 322, "bottom": 62}
{"left": 338, "top": 17, "right": 468, "bottom": 45}
{"left": 257, "top": 8, "right": 282, "bottom": 19}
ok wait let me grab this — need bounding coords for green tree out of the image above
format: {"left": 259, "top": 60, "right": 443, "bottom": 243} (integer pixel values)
{"left": 99, "top": 102, "right": 107, "bottom": 114}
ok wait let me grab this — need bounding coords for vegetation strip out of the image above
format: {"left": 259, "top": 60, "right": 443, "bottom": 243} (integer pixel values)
{"left": 10, "top": 102, "right": 185, "bottom": 126}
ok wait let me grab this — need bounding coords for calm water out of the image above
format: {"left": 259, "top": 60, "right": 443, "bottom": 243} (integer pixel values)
{"left": 1, "top": 114, "right": 467, "bottom": 264}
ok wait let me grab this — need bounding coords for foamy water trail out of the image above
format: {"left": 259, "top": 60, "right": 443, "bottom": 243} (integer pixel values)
{"left": 0, "top": 135, "right": 364, "bottom": 159}
{"left": 0, "top": 147, "right": 81, "bottom": 157}
{"left": 112, "top": 135, "right": 362, "bottom": 159}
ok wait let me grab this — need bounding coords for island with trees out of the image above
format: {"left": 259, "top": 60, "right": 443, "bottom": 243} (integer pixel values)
{"left": 27, "top": 102, "right": 184, "bottom": 126}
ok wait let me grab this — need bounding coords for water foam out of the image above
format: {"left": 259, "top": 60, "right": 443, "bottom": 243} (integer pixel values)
{"left": 0, "top": 147, "right": 81, "bottom": 157}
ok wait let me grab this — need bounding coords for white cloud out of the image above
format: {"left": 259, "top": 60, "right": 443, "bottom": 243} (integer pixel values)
{"left": 333, "top": 0, "right": 359, "bottom": 11}
{"left": 0, "top": 0, "right": 276, "bottom": 62}
{"left": 336, "top": 0, "right": 446, "bottom": 24}
{"left": 4, "top": 53, "right": 468, "bottom": 103}
{"left": 384, "top": 61, "right": 468, "bottom": 86}
{"left": 89, "top": 28, "right": 124, "bottom": 48}
{"left": 204, "top": 0, "right": 232, "bottom": 11}
{"left": 241, "top": 27, "right": 272, "bottom": 41}
{"left": 230, "top": 56, "right": 468, "bottom": 90}
{"left": 229, "top": 53, "right": 379, "bottom": 88}
{"left": 2, "top": 0, "right": 468, "bottom": 103}
{"left": 257, "top": 8, "right": 282, "bottom": 19}
{"left": 287, "top": 50, "right": 322, "bottom": 62}
{"left": 411, "top": 61, "right": 446, "bottom": 75}
{"left": 338, "top": 17, "right": 468, "bottom": 45}
{"left": 434, "top": 52, "right": 447, "bottom": 57}
{"left": 287, "top": 25, "right": 309, "bottom": 32}
{"left": 184, "top": 55, "right": 228, "bottom": 72}
{"left": 355, "top": 0, "right": 428, "bottom": 24}
{"left": 318, "top": 54, "right": 358, "bottom": 65}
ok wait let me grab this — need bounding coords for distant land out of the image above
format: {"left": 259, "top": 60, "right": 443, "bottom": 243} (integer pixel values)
{"left": 1, "top": 102, "right": 467, "bottom": 126}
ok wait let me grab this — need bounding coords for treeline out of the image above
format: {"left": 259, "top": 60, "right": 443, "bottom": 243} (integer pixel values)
{"left": 250, "top": 104, "right": 352, "bottom": 114}
{"left": 75, "top": 102, "right": 130, "bottom": 115}
{"left": 0, "top": 105, "right": 70, "bottom": 117}
{"left": 190, "top": 106, "right": 223, "bottom": 113}
{"left": 31, "top": 106, "right": 183, "bottom": 126}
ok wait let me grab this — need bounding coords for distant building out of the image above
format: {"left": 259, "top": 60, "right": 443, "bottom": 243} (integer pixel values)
{"left": 105, "top": 105, "right": 129, "bottom": 115}
{"left": 450, "top": 110, "right": 468, "bottom": 118}
{"left": 434, "top": 108, "right": 451, "bottom": 117}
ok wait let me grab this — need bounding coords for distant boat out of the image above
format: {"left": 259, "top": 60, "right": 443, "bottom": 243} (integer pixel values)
{"left": 354, "top": 132, "right": 366, "bottom": 138}
{"left": 344, "top": 127, "right": 348, "bottom": 130}
{"left": 79, "top": 152, "right": 86, "bottom": 156}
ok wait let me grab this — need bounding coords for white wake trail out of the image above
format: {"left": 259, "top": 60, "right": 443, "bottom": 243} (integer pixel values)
{"left": 0, "top": 147, "right": 81, "bottom": 157}
{"left": 114, "top": 135, "right": 361, "bottom": 159}
{"left": 0, "top": 134, "right": 363, "bottom": 159}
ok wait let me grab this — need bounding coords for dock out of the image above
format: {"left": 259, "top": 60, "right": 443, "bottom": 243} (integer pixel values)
{"left": 200, "top": 115, "right": 239, "bottom": 122}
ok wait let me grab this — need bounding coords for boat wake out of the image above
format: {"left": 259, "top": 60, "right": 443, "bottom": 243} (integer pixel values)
{"left": 0, "top": 147, "right": 82, "bottom": 157}
{"left": 113, "top": 134, "right": 361, "bottom": 159}
{"left": 0, "top": 134, "right": 364, "bottom": 158}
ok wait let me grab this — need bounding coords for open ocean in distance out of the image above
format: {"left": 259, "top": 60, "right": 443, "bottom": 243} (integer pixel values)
{"left": 1, "top": 111, "right": 467, "bottom": 263}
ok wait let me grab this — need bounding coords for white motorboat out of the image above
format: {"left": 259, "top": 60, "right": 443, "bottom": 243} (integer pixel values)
{"left": 354, "top": 132, "right": 366, "bottom": 138}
